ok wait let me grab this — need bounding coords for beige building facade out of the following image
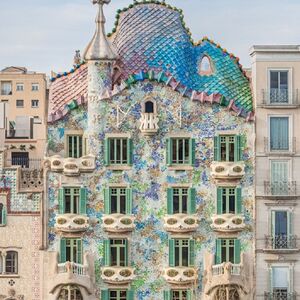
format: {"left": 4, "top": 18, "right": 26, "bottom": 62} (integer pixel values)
{"left": 251, "top": 45, "right": 300, "bottom": 299}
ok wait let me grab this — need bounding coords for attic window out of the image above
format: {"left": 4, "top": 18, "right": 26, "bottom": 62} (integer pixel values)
{"left": 199, "top": 55, "right": 213, "bottom": 76}
{"left": 145, "top": 101, "right": 154, "bottom": 113}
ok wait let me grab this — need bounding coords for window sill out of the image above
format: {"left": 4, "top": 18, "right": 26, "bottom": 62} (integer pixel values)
{"left": 0, "top": 274, "right": 20, "bottom": 278}
{"left": 168, "top": 165, "right": 193, "bottom": 171}
{"left": 106, "top": 165, "right": 132, "bottom": 171}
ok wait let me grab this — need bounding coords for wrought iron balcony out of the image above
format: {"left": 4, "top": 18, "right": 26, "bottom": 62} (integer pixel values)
{"left": 163, "top": 267, "right": 198, "bottom": 285}
{"left": 101, "top": 266, "right": 136, "bottom": 284}
{"left": 265, "top": 235, "right": 298, "bottom": 251}
{"left": 264, "top": 137, "right": 296, "bottom": 154}
{"left": 264, "top": 291, "right": 296, "bottom": 300}
{"left": 139, "top": 112, "right": 159, "bottom": 136}
{"left": 211, "top": 214, "right": 246, "bottom": 232}
{"left": 264, "top": 181, "right": 296, "bottom": 197}
{"left": 164, "top": 214, "right": 198, "bottom": 233}
{"left": 6, "top": 158, "right": 42, "bottom": 169}
{"left": 261, "top": 89, "right": 299, "bottom": 106}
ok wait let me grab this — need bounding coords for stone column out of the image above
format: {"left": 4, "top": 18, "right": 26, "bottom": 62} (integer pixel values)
{"left": 2, "top": 251, "right": 7, "bottom": 274}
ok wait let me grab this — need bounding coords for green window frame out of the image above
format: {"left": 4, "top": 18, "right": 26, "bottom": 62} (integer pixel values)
{"left": 214, "top": 135, "right": 244, "bottom": 162}
{"left": 104, "top": 239, "right": 128, "bottom": 267}
{"left": 104, "top": 188, "right": 132, "bottom": 215}
{"left": 0, "top": 203, "right": 7, "bottom": 226}
{"left": 60, "top": 238, "right": 82, "bottom": 264}
{"left": 67, "top": 135, "right": 83, "bottom": 158}
{"left": 105, "top": 137, "right": 133, "bottom": 166}
{"left": 101, "top": 290, "right": 134, "bottom": 300}
{"left": 167, "top": 188, "right": 196, "bottom": 214}
{"left": 216, "top": 187, "right": 242, "bottom": 214}
{"left": 169, "top": 239, "right": 195, "bottom": 267}
{"left": 166, "top": 138, "right": 195, "bottom": 166}
{"left": 215, "top": 239, "right": 240, "bottom": 264}
{"left": 164, "top": 290, "right": 192, "bottom": 300}
{"left": 58, "top": 187, "right": 87, "bottom": 214}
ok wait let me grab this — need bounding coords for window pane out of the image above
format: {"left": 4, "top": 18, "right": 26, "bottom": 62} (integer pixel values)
{"left": 65, "top": 195, "right": 71, "bottom": 213}
{"left": 184, "top": 140, "right": 189, "bottom": 164}
{"left": 182, "top": 246, "right": 189, "bottom": 267}
{"left": 270, "top": 71, "right": 279, "bottom": 89}
{"left": 229, "top": 194, "right": 235, "bottom": 214}
{"left": 272, "top": 267, "right": 289, "bottom": 288}
{"left": 175, "top": 246, "right": 180, "bottom": 266}
{"left": 111, "top": 195, "right": 117, "bottom": 214}
{"left": 280, "top": 72, "right": 288, "bottom": 89}
{"left": 120, "top": 195, "right": 126, "bottom": 214}
{"left": 220, "top": 143, "right": 226, "bottom": 161}
{"left": 270, "top": 117, "right": 289, "bottom": 151}
{"left": 116, "top": 139, "right": 121, "bottom": 163}
{"left": 111, "top": 247, "right": 117, "bottom": 266}
{"left": 182, "top": 194, "right": 187, "bottom": 214}
{"left": 173, "top": 194, "right": 179, "bottom": 214}
{"left": 275, "top": 211, "right": 288, "bottom": 235}
{"left": 122, "top": 139, "right": 127, "bottom": 163}
{"left": 229, "top": 246, "right": 234, "bottom": 263}
{"left": 229, "top": 142, "right": 235, "bottom": 162}
{"left": 110, "top": 139, "right": 115, "bottom": 163}
{"left": 178, "top": 140, "right": 183, "bottom": 163}
{"left": 120, "top": 247, "right": 125, "bottom": 266}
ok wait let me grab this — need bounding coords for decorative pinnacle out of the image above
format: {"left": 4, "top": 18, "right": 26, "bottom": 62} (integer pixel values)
{"left": 84, "top": 0, "right": 117, "bottom": 61}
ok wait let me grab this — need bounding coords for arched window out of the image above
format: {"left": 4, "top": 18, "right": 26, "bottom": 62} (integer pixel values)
{"left": 145, "top": 101, "right": 154, "bottom": 113}
{"left": 6, "top": 251, "right": 18, "bottom": 274}
{"left": 58, "top": 285, "right": 83, "bottom": 300}
{"left": 199, "top": 55, "right": 214, "bottom": 76}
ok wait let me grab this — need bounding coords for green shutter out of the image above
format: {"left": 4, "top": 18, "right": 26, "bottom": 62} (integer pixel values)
{"left": 103, "top": 239, "right": 110, "bottom": 266}
{"left": 127, "top": 138, "right": 133, "bottom": 165}
{"left": 163, "top": 291, "right": 171, "bottom": 300}
{"left": 76, "top": 239, "right": 82, "bottom": 264}
{"left": 189, "top": 239, "right": 195, "bottom": 267}
{"left": 187, "top": 290, "right": 192, "bottom": 300}
{"left": 234, "top": 135, "right": 242, "bottom": 162}
{"left": 214, "top": 136, "right": 220, "bottom": 161}
{"left": 104, "top": 138, "right": 110, "bottom": 166}
{"left": 188, "top": 188, "right": 196, "bottom": 214}
{"left": 169, "top": 239, "right": 175, "bottom": 267}
{"left": 125, "top": 239, "right": 128, "bottom": 267}
{"left": 104, "top": 188, "right": 110, "bottom": 214}
{"left": 234, "top": 239, "right": 241, "bottom": 264}
{"left": 101, "top": 289, "right": 109, "bottom": 300}
{"left": 60, "top": 238, "right": 67, "bottom": 263}
{"left": 127, "top": 290, "right": 134, "bottom": 300}
{"left": 2, "top": 208, "right": 6, "bottom": 225}
{"left": 79, "top": 187, "right": 87, "bottom": 214}
{"left": 126, "top": 188, "right": 133, "bottom": 215}
{"left": 189, "top": 138, "right": 196, "bottom": 166}
{"left": 167, "top": 188, "right": 174, "bottom": 214}
{"left": 217, "top": 187, "right": 222, "bottom": 214}
{"left": 58, "top": 188, "right": 65, "bottom": 214}
{"left": 236, "top": 187, "right": 242, "bottom": 214}
{"left": 166, "top": 138, "right": 172, "bottom": 166}
{"left": 215, "top": 239, "right": 222, "bottom": 264}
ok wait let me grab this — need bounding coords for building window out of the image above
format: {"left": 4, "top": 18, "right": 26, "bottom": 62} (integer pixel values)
{"left": 270, "top": 71, "right": 289, "bottom": 103}
{"left": 271, "top": 160, "right": 289, "bottom": 195}
{"left": 31, "top": 83, "right": 39, "bottom": 91}
{"left": 104, "top": 239, "right": 128, "bottom": 267}
{"left": 31, "top": 100, "right": 39, "bottom": 108}
{"left": 16, "top": 83, "right": 24, "bottom": 91}
{"left": 167, "top": 187, "right": 196, "bottom": 214}
{"left": 270, "top": 266, "right": 291, "bottom": 298}
{"left": 217, "top": 187, "right": 242, "bottom": 214}
{"left": 16, "top": 99, "right": 24, "bottom": 108}
{"left": 145, "top": 100, "right": 154, "bottom": 113}
{"left": 105, "top": 137, "right": 133, "bottom": 166}
{"left": 101, "top": 290, "right": 134, "bottom": 300}
{"left": 58, "top": 285, "right": 83, "bottom": 300}
{"left": 270, "top": 117, "right": 289, "bottom": 151}
{"left": 67, "top": 135, "right": 83, "bottom": 158}
{"left": 104, "top": 188, "right": 132, "bottom": 215}
{"left": 215, "top": 239, "right": 240, "bottom": 264}
{"left": 6, "top": 251, "right": 18, "bottom": 274}
{"left": 0, "top": 203, "right": 7, "bottom": 226}
{"left": 60, "top": 238, "right": 82, "bottom": 264}
{"left": 271, "top": 211, "right": 292, "bottom": 249}
{"left": 58, "top": 187, "right": 86, "bottom": 214}
{"left": 166, "top": 138, "right": 195, "bottom": 166}
{"left": 199, "top": 55, "right": 213, "bottom": 76}
{"left": 169, "top": 239, "right": 195, "bottom": 267}
{"left": 1, "top": 82, "right": 12, "bottom": 95}
{"left": 164, "top": 290, "right": 192, "bottom": 300}
{"left": 11, "top": 152, "right": 29, "bottom": 168}
{"left": 214, "top": 135, "right": 243, "bottom": 162}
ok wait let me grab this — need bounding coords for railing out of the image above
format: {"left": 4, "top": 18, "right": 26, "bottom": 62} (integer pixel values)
{"left": 212, "top": 262, "right": 241, "bottom": 276}
{"left": 5, "top": 129, "right": 32, "bottom": 139}
{"left": 264, "top": 181, "right": 296, "bottom": 197}
{"left": 264, "top": 291, "right": 296, "bottom": 300}
{"left": 139, "top": 113, "right": 159, "bottom": 135}
{"left": 264, "top": 137, "right": 296, "bottom": 153}
{"left": 57, "top": 262, "right": 87, "bottom": 276}
{"left": 261, "top": 89, "right": 299, "bottom": 106}
{"left": 265, "top": 235, "right": 297, "bottom": 250}
{"left": 6, "top": 158, "right": 42, "bottom": 169}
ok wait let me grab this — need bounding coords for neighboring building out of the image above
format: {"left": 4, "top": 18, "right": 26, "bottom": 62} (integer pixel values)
{"left": 251, "top": 45, "right": 300, "bottom": 299}
{"left": 43, "top": 1, "right": 255, "bottom": 300}
{"left": 0, "top": 67, "right": 47, "bottom": 297}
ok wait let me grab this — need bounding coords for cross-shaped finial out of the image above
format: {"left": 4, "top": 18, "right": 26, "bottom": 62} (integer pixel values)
{"left": 92, "top": 0, "right": 111, "bottom": 4}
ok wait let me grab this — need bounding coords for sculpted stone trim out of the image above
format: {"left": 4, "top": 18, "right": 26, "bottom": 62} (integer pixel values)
{"left": 164, "top": 214, "right": 198, "bottom": 233}
{"left": 210, "top": 214, "right": 246, "bottom": 233}
{"left": 101, "top": 266, "right": 136, "bottom": 284}
{"left": 102, "top": 214, "right": 136, "bottom": 233}
{"left": 55, "top": 214, "right": 90, "bottom": 233}
{"left": 210, "top": 161, "right": 245, "bottom": 183}
{"left": 163, "top": 267, "right": 198, "bottom": 285}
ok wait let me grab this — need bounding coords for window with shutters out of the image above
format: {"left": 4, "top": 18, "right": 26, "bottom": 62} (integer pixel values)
{"left": 58, "top": 187, "right": 86, "bottom": 215}
{"left": 215, "top": 239, "right": 240, "bottom": 264}
{"left": 269, "top": 117, "right": 289, "bottom": 151}
{"left": 107, "top": 239, "right": 128, "bottom": 267}
{"left": 105, "top": 137, "right": 133, "bottom": 166}
{"left": 169, "top": 239, "right": 195, "bottom": 267}
{"left": 67, "top": 134, "right": 83, "bottom": 158}
{"left": 104, "top": 188, "right": 132, "bottom": 215}
{"left": 101, "top": 289, "right": 134, "bottom": 300}
{"left": 270, "top": 266, "right": 291, "bottom": 297}
{"left": 271, "top": 160, "right": 289, "bottom": 195}
{"left": 60, "top": 238, "right": 82, "bottom": 264}
{"left": 269, "top": 70, "right": 289, "bottom": 104}
{"left": 166, "top": 138, "right": 195, "bottom": 166}
{"left": 214, "top": 135, "right": 243, "bottom": 162}
{"left": 167, "top": 187, "right": 196, "bottom": 215}
{"left": 6, "top": 251, "right": 18, "bottom": 274}
{"left": 171, "top": 290, "right": 189, "bottom": 300}
{"left": 217, "top": 187, "right": 242, "bottom": 215}
{"left": 0, "top": 203, "right": 7, "bottom": 226}
{"left": 58, "top": 285, "right": 83, "bottom": 300}
{"left": 271, "top": 210, "right": 292, "bottom": 249}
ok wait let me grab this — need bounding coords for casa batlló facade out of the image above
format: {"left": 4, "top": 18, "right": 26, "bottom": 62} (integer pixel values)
{"left": 1, "top": 0, "right": 256, "bottom": 299}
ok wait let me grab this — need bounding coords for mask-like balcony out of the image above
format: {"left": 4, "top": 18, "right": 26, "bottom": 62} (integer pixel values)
{"left": 211, "top": 214, "right": 246, "bottom": 233}
{"left": 55, "top": 214, "right": 89, "bottom": 233}
{"left": 163, "top": 267, "right": 198, "bottom": 285}
{"left": 139, "top": 113, "right": 159, "bottom": 136}
{"left": 101, "top": 266, "right": 136, "bottom": 284}
{"left": 164, "top": 214, "right": 198, "bottom": 233}
{"left": 264, "top": 181, "right": 297, "bottom": 198}
{"left": 264, "top": 235, "right": 299, "bottom": 253}
{"left": 264, "top": 291, "right": 296, "bottom": 300}
{"left": 102, "top": 214, "right": 135, "bottom": 233}
{"left": 45, "top": 155, "right": 95, "bottom": 176}
{"left": 210, "top": 161, "right": 245, "bottom": 183}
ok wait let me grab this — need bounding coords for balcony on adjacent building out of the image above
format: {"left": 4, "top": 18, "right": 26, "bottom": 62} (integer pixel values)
{"left": 163, "top": 267, "right": 198, "bottom": 285}
{"left": 264, "top": 291, "right": 296, "bottom": 300}
{"left": 211, "top": 214, "right": 246, "bottom": 233}
{"left": 260, "top": 89, "right": 299, "bottom": 108}
{"left": 139, "top": 112, "right": 159, "bottom": 136}
{"left": 102, "top": 214, "right": 135, "bottom": 233}
{"left": 210, "top": 161, "right": 245, "bottom": 183}
{"left": 101, "top": 266, "right": 136, "bottom": 284}
{"left": 264, "top": 137, "right": 296, "bottom": 154}
{"left": 264, "top": 181, "right": 297, "bottom": 198}
{"left": 163, "top": 214, "right": 198, "bottom": 233}
{"left": 55, "top": 214, "right": 89, "bottom": 233}
{"left": 264, "top": 235, "right": 299, "bottom": 253}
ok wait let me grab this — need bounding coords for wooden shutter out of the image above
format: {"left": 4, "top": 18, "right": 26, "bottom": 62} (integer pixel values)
{"left": 101, "top": 289, "right": 109, "bottom": 300}
{"left": 60, "top": 238, "right": 66, "bottom": 263}
{"left": 234, "top": 135, "right": 242, "bottom": 162}
{"left": 103, "top": 239, "right": 110, "bottom": 266}
{"left": 126, "top": 188, "right": 133, "bottom": 215}
{"left": 104, "top": 188, "right": 110, "bottom": 214}
{"left": 79, "top": 187, "right": 87, "bottom": 214}
{"left": 124, "top": 239, "right": 129, "bottom": 267}
{"left": 167, "top": 188, "right": 173, "bottom": 214}
{"left": 76, "top": 239, "right": 82, "bottom": 264}
{"left": 215, "top": 239, "right": 222, "bottom": 264}
{"left": 217, "top": 187, "right": 223, "bottom": 214}
{"left": 163, "top": 291, "right": 171, "bottom": 300}
{"left": 189, "top": 138, "right": 196, "bottom": 166}
{"left": 58, "top": 188, "right": 65, "bottom": 214}
{"left": 236, "top": 187, "right": 242, "bottom": 214}
{"left": 188, "top": 188, "right": 196, "bottom": 214}
{"left": 127, "top": 138, "right": 133, "bottom": 165}
{"left": 186, "top": 290, "right": 192, "bottom": 300}
{"left": 166, "top": 138, "right": 172, "bottom": 166}
{"left": 214, "top": 136, "right": 220, "bottom": 161}
{"left": 104, "top": 138, "right": 110, "bottom": 166}
{"left": 2, "top": 208, "right": 6, "bottom": 225}
{"left": 127, "top": 290, "right": 134, "bottom": 300}
{"left": 168, "top": 239, "right": 175, "bottom": 267}
{"left": 234, "top": 239, "right": 241, "bottom": 264}
{"left": 189, "top": 239, "right": 195, "bottom": 267}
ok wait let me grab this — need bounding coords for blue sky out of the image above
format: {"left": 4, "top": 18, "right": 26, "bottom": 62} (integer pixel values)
{"left": 0, "top": 0, "right": 299, "bottom": 74}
